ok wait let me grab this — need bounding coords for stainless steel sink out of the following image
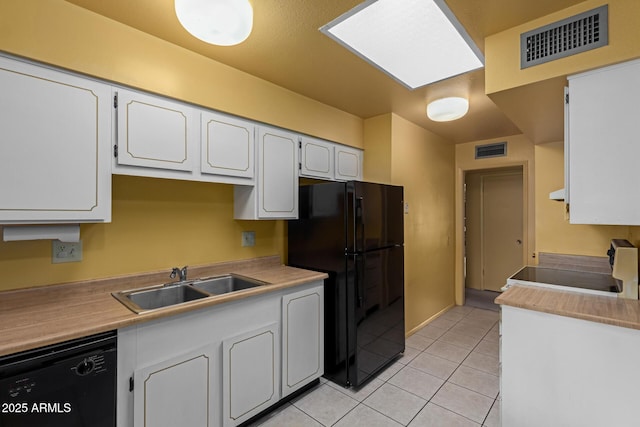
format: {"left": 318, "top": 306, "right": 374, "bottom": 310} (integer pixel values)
{"left": 113, "top": 283, "right": 209, "bottom": 314}
{"left": 192, "top": 274, "right": 265, "bottom": 295}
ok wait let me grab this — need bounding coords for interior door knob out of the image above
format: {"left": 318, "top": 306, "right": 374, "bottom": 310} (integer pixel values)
{"left": 516, "top": 239, "right": 522, "bottom": 245}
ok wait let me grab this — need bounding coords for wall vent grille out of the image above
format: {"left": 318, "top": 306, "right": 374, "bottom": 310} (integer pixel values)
{"left": 521, "top": 5, "right": 608, "bottom": 69}
{"left": 475, "top": 142, "right": 507, "bottom": 159}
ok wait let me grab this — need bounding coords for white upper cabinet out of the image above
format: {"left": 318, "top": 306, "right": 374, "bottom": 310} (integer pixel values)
{"left": 234, "top": 126, "right": 298, "bottom": 219}
{"left": 567, "top": 59, "right": 640, "bottom": 225}
{"left": 335, "top": 144, "right": 363, "bottom": 181}
{"left": 201, "top": 111, "right": 254, "bottom": 180}
{"left": 299, "top": 136, "right": 334, "bottom": 180}
{"left": 115, "top": 88, "right": 196, "bottom": 173}
{"left": 0, "top": 55, "right": 111, "bottom": 223}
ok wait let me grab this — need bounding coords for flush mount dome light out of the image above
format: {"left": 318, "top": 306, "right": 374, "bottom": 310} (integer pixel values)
{"left": 175, "top": 0, "right": 253, "bottom": 46}
{"left": 427, "top": 97, "right": 469, "bottom": 122}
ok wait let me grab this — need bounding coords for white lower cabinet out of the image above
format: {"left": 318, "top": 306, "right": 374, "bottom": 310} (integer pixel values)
{"left": 222, "top": 323, "right": 280, "bottom": 426}
{"left": 501, "top": 306, "right": 640, "bottom": 427}
{"left": 117, "top": 280, "right": 324, "bottom": 427}
{"left": 134, "top": 345, "right": 215, "bottom": 427}
{"left": 281, "top": 287, "right": 324, "bottom": 397}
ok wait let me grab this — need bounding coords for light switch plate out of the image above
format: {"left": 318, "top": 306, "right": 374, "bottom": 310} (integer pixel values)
{"left": 52, "top": 240, "right": 83, "bottom": 263}
{"left": 241, "top": 231, "right": 255, "bottom": 247}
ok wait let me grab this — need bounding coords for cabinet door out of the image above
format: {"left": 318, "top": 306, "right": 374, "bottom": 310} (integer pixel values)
{"left": 281, "top": 285, "right": 324, "bottom": 397}
{"left": 201, "top": 111, "right": 254, "bottom": 180}
{"left": 568, "top": 59, "right": 640, "bottom": 225}
{"left": 0, "top": 56, "right": 111, "bottom": 223}
{"left": 299, "top": 136, "right": 334, "bottom": 180}
{"left": 258, "top": 127, "right": 298, "bottom": 219}
{"left": 222, "top": 323, "right": 279, "bottom": 426}
{"left": 116, "top": 88, "right": 196, "bottom": 172}
{"left": 134, "top": 345, "right": 215, "bottom": 427}
{"left": 335, "top": 145, "right": 363, "bottom": 181}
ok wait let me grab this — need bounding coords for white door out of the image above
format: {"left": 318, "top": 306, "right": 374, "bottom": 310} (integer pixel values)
{"left": 0, "top": 56, "right": 111, "bottom": 223}
{"left": 116, "top": 88, "right": 196, "bottom": 172}
{"left": 281, "top": 286, "right": 324, "bottom": 397}
{"left": 334, "top": 145, "right": 363, "bottom": 181}
{"left": 299, "top": 136, "right": 334, "bottom": 180}
{"left": 134, "top": 345, "right": 215, "bottom": 427}
{"left": 482, "top": 172, "right": 524, "bottom": 292}
{"left": 201, "top": 111, "right": 254, "bottom": 180}
{"left": 222, "top": 323, "right": 280, "bottom": 426}
{"left": 258, "top": 127, "right": 298, "bottom": 219}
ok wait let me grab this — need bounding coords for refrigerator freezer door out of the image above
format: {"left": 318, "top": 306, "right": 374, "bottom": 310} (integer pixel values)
{"left": 348, "top": 182, "right": 404, "bottom": 253}
{"left": 289, "top": 182, "right": 346, "bottom": 273}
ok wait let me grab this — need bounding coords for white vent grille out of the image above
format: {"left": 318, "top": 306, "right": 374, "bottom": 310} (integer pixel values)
{"left": 475, "top": 142, "right": 507, "bottom": 159}
{"left": 521, "top": 5, "right": 608, "bottom": 69}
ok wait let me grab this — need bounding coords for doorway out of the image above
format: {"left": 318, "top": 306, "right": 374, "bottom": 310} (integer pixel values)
{"left": 465, "top": 167, "right": 525, "bottom": 294}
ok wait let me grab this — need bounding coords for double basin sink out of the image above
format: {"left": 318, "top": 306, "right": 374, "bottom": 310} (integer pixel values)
{"left": 113, "top": 274, "right": 265, "bottom": 314}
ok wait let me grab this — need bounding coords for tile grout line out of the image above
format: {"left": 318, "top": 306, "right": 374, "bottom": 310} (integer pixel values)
{"left": 257, "top": 306, "right": 499, "bottom": 426}
{"left": 401, "top": 307, "right": 499, "bottom": 425}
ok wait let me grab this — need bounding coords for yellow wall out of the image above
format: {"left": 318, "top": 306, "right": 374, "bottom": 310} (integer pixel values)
{"left": 0, "top": 0, "right": 363, "bottom": 291}
{"left": 454, "top": 135, "right": 535, "bottom": 304}
{"left": 1, "top": 176, "right": 285, "bottom": 290}
{"left": 534, "top": 141, "right": 634, "bottom": 255}
{"left": 363, "top": 115, "right": 392, "bottom": 184}
{"left": 364, "top": 114, "right": 456, "bottom": 333}
{"left": 485, "top": 0, "right": 640, "bottom": 94}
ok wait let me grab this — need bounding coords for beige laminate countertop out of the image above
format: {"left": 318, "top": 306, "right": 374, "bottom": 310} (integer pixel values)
{"left": 0, "top": 256, "right": 327, "bottom": 357}
{"left": 496, "top": 285, "right": 640, "bottom": 330}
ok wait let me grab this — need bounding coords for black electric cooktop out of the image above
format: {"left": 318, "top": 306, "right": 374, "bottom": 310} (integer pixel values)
{"left": 509, "top": 266, "right": 620, "bottom": 293}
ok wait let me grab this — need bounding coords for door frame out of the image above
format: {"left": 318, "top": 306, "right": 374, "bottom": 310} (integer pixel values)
{"left": 455, "top": 161, "right": 532, "bottom": 305}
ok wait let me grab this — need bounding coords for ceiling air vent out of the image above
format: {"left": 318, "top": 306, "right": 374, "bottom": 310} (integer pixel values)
{"left": 521, "top": 5, "right": 608, "bottom": 69}
{"left": 475, "top": 142, "right": 507, "bottom": 159}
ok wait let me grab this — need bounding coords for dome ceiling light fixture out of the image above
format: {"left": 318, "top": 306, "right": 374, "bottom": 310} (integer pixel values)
{"left": 427, "top": 97, "right": 469, "bottom": 122}
{"left": 320, "top": 0, "right": 484, "bottom": 90}
{"left": 175, "top": 0, "right": 253, "bottom": 46}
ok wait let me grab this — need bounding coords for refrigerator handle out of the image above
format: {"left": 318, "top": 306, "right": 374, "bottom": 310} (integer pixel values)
{"left": 355, "top": 254, "right": 365, "bottom": 308}
{"left": 356, "top": 196, "right": 365, "bottom": 251}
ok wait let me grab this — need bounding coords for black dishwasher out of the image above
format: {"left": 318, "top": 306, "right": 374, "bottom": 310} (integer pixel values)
{"left": 0, "top": 330, "right": 117, "bottom": 427}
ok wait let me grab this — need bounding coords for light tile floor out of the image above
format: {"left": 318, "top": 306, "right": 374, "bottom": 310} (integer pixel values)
{"left": 251, "top": 306, "right": 500, "bottom": 427}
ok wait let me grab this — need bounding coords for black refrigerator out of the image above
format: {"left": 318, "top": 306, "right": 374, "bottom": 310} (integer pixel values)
{"left": 288, "top": 181, "right": 404, "bottom": 388}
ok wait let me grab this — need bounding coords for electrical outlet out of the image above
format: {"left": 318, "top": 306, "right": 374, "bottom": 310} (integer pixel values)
{"left": 52, "top": 240, "right": 83, "bottom": 263}
{"left": 241, "top": 231, "right": 255, "bottom": 247}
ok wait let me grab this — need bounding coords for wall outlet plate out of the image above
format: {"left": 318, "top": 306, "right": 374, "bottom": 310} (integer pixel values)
{"left": 52, "top": 240, "right": 82, "bottom": 263}
{"left": 241, "top": 231, "right": 255, "bottom": 247}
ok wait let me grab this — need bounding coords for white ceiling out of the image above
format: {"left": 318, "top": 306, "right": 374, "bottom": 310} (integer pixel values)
{"left": 65, "top": 0, "right": 585, "bottom": 143}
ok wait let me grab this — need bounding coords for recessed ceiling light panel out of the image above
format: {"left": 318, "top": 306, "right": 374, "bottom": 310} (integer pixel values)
{"left": 320, "top": 0, "right": 484, "bottom": 89}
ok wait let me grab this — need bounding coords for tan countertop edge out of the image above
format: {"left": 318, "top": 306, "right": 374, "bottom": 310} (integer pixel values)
{"left": 0, "top": 255, "right": 328, "bottom": 357}
{"left": 496, "top": 285, "right": 640, "bottom": 330}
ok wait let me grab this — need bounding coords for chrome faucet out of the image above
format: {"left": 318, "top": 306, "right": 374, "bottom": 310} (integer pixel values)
{"left": 169, "top": 266, "right": 188, "bottom": 282}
